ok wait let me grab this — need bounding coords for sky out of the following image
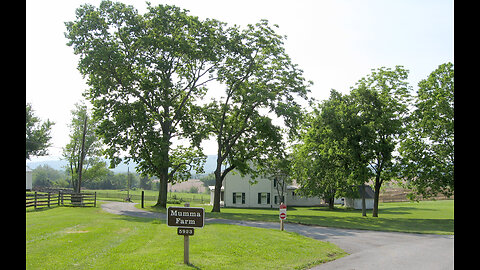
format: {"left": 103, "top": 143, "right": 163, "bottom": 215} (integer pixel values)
{"left": 26, "top": 0, "right": 454, "bottom": 160}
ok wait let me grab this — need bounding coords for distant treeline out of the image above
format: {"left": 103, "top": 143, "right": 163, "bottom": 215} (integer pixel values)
{"left": 30, "top": 164, "right": 213, "bottom": 191}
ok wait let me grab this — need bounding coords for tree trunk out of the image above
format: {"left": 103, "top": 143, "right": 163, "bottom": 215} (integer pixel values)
{"left": 211, "top": 165, "right": 223, "bottom": 212}
{"left": 154, "top": 156, "right": 169, "bottom": 209}
{"left": 372, "top": 174, "right": 382, "bottom": 217}
{"left": 76, "top": 116, "right": 88, "bottom": 193}
{"left": 361, "top": 183, "right": 367, "bottom": 217}
{"left": 154, "top": 143, "right": 170, "bottom": 209}
{"left": 154, "top": 122, "right": 171, "bottom": 209}
{"left": 328, "top": 196, "right": 334, "bottom": 210}
{"left": 156, "top": 172, "right": 168, "bottom": 208}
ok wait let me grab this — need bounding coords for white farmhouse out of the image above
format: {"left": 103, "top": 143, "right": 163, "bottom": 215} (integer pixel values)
{"left": 209, "top": 170, "right": 322, "bottom": 208}
{"left": 208, "top": 170, "right": 376, "bottom": 209}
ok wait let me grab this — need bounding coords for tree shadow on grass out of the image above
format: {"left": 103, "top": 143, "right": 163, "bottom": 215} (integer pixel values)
{"left": 305, "top": 205, "right": 438, "bottom": 215}
{"left": 186, "top": 263, "right": 202, "bottom": 270}
{"left": 112, "top": 214, "right": 162, "bottom": 224}
{"left": 287, "top": 214, "right": 453, "bottom": 234}
{"left": 378, "top": 207, "right": 438, "bottom": 215}
{"left": 206, "top": 207, "right": 453, "bottom": 233}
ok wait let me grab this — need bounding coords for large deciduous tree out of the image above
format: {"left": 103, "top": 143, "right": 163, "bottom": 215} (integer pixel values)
{"left": 350, "top": 66, "right": 412, "bottom": 217}
{"left": 292, "top": 91, "right": 353, "bottom": 210}
{"left": 207, "top": 20, "right": 311, "bottom": 212}
{"left": 293, "top": 66, "right": 411, "bottom": 217}
{"left": 399, "top": 62, "right": 454, "bottom": 199}
{"left": 65, "top": 1, "right": 223, "bottom": 208}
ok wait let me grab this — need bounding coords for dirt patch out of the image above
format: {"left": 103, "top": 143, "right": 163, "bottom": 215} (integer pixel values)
{"left": 65, "top": 230, "right": 89, "bottom": 234}
{"left": 116, "top": 227, "right": 131, "bottom": 234}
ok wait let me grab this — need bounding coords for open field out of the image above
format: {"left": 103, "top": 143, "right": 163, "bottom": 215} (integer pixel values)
{"left": 26, "top": 204, "right": 345, "bottom": 269}
{"left": 90, "top": 189, "right": 210, "bottom": 204}
{"left": 140, "top": 200, "right": 454, "bottom": 235}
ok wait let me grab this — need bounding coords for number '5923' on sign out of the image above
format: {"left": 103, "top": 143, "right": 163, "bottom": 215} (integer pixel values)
{"left": 177, "top": 228, "right": 194, "bottom": 236}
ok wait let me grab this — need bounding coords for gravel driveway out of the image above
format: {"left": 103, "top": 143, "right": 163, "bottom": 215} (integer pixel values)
{"left": 101, "top": 201, "right": 453, "bottom": 270}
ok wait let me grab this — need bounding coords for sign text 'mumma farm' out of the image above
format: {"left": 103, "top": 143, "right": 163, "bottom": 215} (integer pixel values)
{"left": 167, "top": 207, "right": 205, "bottom": 228}
{"left": 170, "top": 209, "right": 202, "bottom": 217}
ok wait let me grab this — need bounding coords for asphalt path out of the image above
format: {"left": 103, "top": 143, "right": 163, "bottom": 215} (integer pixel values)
{"left": 101, "top": 201, "right": 454, "bottom": 270}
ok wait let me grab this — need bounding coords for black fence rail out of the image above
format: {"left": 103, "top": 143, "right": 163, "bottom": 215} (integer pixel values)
{"left": 60, "top": 192, "right": 97, "bottom": 207}
{"left": 26, "top": 192, "right": 59, "bottom": 209}
{"left": 26, "top": 191, "right": 96, "bottom": 209}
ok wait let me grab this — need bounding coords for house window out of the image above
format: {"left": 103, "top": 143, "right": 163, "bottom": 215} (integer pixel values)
{"left": 233, "top": 192, "right": 245, "bottom": 204}
{"left": 257, "top": 192, "right": 270, "bottom": 204}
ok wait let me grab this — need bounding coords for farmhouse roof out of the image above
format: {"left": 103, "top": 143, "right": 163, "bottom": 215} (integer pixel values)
{"left": 355, "top": 185, "right": 375, "bottom": 199}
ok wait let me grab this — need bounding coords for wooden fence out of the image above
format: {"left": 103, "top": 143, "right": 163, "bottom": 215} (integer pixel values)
{"left": 26, "top": 191, "right": 96, "bottom": 209}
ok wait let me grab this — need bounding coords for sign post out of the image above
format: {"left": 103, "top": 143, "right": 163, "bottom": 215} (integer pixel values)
{"left": 184, "top": 229, "right": 189, "bottom": 265}
{"left": 167, "top": 203, "right": 204, "bottom": 265}
{"left": 279, "top": 202, "right": 287, "bottom": 231}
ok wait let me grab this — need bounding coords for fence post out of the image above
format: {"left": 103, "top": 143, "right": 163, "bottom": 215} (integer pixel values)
{"left": 58, "top": 191, "right": 61, "bottom": 206}
{"left": 34, "top": 192, "right": 37, "bottom": 209}
{"left": 48, "top": 193, "right": 51, "bottom": 208}
{"left": 141, "top": 190, "right": 144, "bottom": 208}
{"left": 94, "top": 192, "right": 97, "bottom": 207}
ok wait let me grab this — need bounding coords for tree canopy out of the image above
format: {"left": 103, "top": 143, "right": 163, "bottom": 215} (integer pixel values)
{"left": 292, "top": 90, "right": 354, "bottom": 209}
{"left": 64, "top": 0, "right": 453, "bottom": 212}
{"left": 399, "top": 62, "right": 454, "bottom": 199}
{"left": 206, "top": 20, "right": 311, "bottom": 212}
{"left": 65, "top": 1, "right": 223, "bottom": 207}
{"left": 294, "top": 66, "right": 418, "bottom": 216}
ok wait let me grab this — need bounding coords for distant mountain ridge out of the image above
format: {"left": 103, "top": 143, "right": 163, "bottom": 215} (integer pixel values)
{"left": 26, "top": 155, "right": 218, "bottom": 175}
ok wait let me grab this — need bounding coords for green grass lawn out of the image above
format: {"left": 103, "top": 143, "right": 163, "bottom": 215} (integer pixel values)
{"left": 141, "top": 199, "right": 454, "bottom": 235}
{"left": 26, "top": 204, "right": 346, "bottom": 269}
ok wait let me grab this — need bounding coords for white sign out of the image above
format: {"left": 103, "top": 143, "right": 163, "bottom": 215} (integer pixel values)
{"left": 279, "top": 203, "right": 287, "bottom": 220}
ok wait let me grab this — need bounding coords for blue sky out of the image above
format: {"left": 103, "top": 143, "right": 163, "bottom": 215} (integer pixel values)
{"left": 26, "top": 0, "right": 453, "bottom": 158}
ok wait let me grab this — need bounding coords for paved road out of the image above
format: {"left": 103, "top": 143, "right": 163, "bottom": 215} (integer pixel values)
{"left": 101, "top": 201, "right": 454, "bottom": 270}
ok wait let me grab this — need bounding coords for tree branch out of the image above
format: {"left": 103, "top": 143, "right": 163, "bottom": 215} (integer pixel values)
{"left": 168, "top": 162, "right": 192, "bottom": 179}
{"left": 221, "top": 164, "right": 236, "bottom": 181}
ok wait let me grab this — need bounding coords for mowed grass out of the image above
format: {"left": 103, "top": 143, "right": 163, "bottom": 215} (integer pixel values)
{"left": 141, "top": 199, "right": 454, "bottom": 235}
{"left": 26, "top": 205, "right": 346, "bottom": 269}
